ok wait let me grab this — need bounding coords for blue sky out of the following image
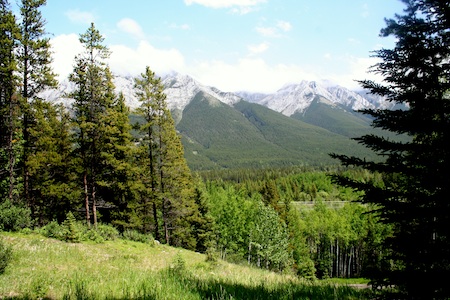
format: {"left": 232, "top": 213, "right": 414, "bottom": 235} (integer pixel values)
{"left": 39, "top": 0, "right": 406, "bottom": 92}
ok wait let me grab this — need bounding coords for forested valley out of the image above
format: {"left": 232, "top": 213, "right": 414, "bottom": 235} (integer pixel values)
{"left": 0, "top": 0, "right": 392, "bottom": 282}
{"left": 2, "top": 1, "right": 450, "bottom": 299}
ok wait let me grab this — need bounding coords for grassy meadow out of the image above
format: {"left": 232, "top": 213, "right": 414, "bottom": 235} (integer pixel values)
{"left": 0, "top": 232, "right": 373, "bottom": 299}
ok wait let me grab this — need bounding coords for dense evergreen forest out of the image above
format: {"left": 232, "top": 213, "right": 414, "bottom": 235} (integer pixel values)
{"left": 1, "top": 1, "right": 450, "bottom": 298}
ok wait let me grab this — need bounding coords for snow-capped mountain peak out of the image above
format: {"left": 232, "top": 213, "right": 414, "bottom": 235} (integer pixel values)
{"left": 252, "top": 80, "right": 383, "bottom": 116}
{"left": 40, "top": 72, "right": 391, "bottom": 118}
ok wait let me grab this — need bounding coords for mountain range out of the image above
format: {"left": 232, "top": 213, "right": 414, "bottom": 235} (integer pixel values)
{"left": 41, "top": 72, "right": 395, "bottom": 170}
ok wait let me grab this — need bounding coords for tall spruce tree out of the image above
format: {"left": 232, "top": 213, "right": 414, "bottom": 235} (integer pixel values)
{"left": 27, "top": 100, "right": 77, "bottom": 224}
{"left": 98, "top": 91, "right": 141, "bottom": 230}
{"left": 156, "top": 101, "right": 197, "bottom": 248}
{"left": 134, "top": 66, "right": 199, "bottom": 248}
{"left": 0, "top": 0, "right": 20, "bottom": 202}
{"left": 331, "top": 1, "right": 450, "bottom": 298}
{"left": 134, "top": 67, "right": 163, "bottom": 238}
{"left": 17, "top": 0, "right": 56, "bottom": 210}
{"left": 70, "top": 23, "right": 113, "bottom": 227}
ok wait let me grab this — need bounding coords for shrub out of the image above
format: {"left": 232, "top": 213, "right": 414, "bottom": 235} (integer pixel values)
{"left": 40, "top": 221, "right": 64, "bottom": 240}
{"left": 61, "top": 212, "right": 81, "bottom": 243}
{"left": 0, "top": 200, "right": 32, "bottom": 231}
{"left": 95, "top": 224, "right": 119, "bottom": 241}
{"left": 122, "top": 229, "right": 154, "bottom": 245}
{"left": 0, "top": 238, "right": 12, "bottom": 274}
{"left": 82, "top": 228, "right": 104, "bottom": 244}
{"left": 171, "top": 253, "right": 186, "bottom": 274}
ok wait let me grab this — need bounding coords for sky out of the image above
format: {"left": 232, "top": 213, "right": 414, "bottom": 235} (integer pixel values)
{"left": 36, "top": 0, "right": 406, "bottom": 93}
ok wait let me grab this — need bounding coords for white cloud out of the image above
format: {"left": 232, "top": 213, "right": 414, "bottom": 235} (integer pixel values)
{"left": 256, "top": 20, "right": 291, "bottom": 38}
{"left": 109, "top": 41, "right": 185, "bottom": 76}
{"left": 50, "top": 34, "right": 185, "bottom": 80}
{"left": 277, "top": 21, "right": 292, "bottom": 32}
{"left": 184, "top": 0, "right": 266, "bottom": 8}
{"left": 49, "top": 34, "right": 381, "bottom": 94}
{"left": 361, "top": 3, "right": 370, "bottom": 18}
{"left": 256, "top": 26, "right": 277, "bottom": 37}
{"left": 65, "top": 9, "right": 95, "bottom": 25}
{"left": 186, "top": 54, "right": 386, "bottom": 93}
{"left": 169, "top": 23, "right": 191, "bottom": 30}
{"left": 327, "top": 56, "right": 382, "bottom": 90}
{"left": 117, "top": 18, "right": 145, "bottom": 40}
{"left": 50, "top": 34, "right": 84, "bottom": 80}
{"left": 188, "top": 58, "right": 319, "bottom": 93}
{"left": 248, "top": 42, "right": 269, "bottom": 55}
{"left": 184, "top": 0, "right": 265, "bottom": 13}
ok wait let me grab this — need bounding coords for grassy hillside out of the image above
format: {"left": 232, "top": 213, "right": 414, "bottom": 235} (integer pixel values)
{"left": 0, "top": 232, "right": 372, "bottom": 299}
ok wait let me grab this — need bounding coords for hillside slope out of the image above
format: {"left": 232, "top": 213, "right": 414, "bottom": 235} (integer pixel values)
{"left": 177, "top": 92, "right": 376, "bottom": 170}
{"left": 0, "top": 233, "right": 370, "bottom": 299}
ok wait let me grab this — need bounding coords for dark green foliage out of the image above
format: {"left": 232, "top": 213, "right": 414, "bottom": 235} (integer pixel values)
{"left": 134, "top": 66, "right": 205, "bottom": 249}
{"left": 39, "top": 220, "right": 63, "bottom": 239}
{"left": 331, "top": 1, "right": 450, "bottom": 298}
{"left": 94, "top": 224, "right": 119, "bottom": 241}
{"left": 122, "top": 229, "right": 154, "bottom": 244}
{"left": 178, "top": 95, "right": 377, "bottom": 170}
{"left": 189, "top": 181, "right": 215, "bottom": 253}
{"left": 17, "top": 0, "right": 57, "bottom": 210}
{"left": 61, "top": 212, "right": 81, "bottom": 243}
{"left": 0, "top": 0, "right": 20, "bottom": 202}
{"left": 292, "top": 96, "right": 374, "bottom": 138}
{"left": 41, "top": 214, "right": 120, "bottom": 244}
{"left": 27, "top": 100, "right": 78, "bottom": 224}
{"left": 70, "top": 23, "right": 115, "bottom": 227}
{"left": 0, "top": 237, "right": 12, "bottom": 274}
{"left": 97, "top": 92, "right": 141, "bottom": 230}
{"left": 0, "top": 199, "right": 32, "bottom": 231}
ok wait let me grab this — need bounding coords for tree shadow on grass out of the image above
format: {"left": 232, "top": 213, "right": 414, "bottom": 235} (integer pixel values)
{"left": 1, "top": 268, "right": 374, "bottom": 300}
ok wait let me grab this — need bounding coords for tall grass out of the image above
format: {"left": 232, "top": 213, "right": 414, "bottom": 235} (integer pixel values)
{"left": 0, "top": 232, "right": 373, "bottom": 299}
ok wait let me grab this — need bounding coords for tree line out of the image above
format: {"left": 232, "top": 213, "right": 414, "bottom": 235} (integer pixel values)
{"left": 198, "top": 169, "right": 391, "bottom": 279}
{"left": 2, "top": 2, "right": 449, "bottom": 298}
{"left": 0, "top": 0, "right": 208, "bottom": 251}
{"left": 0, "top": 0, "right": 393, "bottom": 280}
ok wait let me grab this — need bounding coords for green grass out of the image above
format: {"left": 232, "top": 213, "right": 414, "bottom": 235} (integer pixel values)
{"left": 0, "top": 232, "right": 373, "bottom": 299}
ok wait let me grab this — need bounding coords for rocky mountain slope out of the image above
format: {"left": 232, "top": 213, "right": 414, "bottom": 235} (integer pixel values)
{"left": 40, "top": 72, "right": 392, "bottom": 169}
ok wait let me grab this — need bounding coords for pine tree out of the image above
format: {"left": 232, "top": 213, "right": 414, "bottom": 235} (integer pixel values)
{"left": 98, "top": 91, "right": 141, "bottom": 230}
{"left": 0, "top": 0, "right": 20, "bottom": 202}
{"left": 134, "top": 66, "right": 163, "bottom": 239}
{"left": 26, "top": 100, "right": 78, "bottom": 224}
{"left": 70, "top": 23, "right": 113, "bottom": 227}
{"left": 331, "top": 1, "right": 450, "bottom": 298}
{"left": 157, "top": 106, "right": 197, "bottom": 248}
{"left": 17, "top": 0, "right": 57, "bottom": 209}
{"left": 134, "top": 66, "right": 199, "bottom": 247}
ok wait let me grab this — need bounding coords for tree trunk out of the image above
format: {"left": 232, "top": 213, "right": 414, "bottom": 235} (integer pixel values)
{"left": 92, "top": 183, "right": 97, "bottom": 228}
{"left": 83, "top": 171, "right": 90, "bottom": 227}
{"left": 163, "top": 198, "right": 169, "bottom": 244}
{"left": 152, "top": 201, "right": 159, "bottom": 241}
{"left": 8, "top": 96, "right": 14, "bottom": 202}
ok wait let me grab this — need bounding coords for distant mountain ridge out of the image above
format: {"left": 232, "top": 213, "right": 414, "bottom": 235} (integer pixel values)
{"left": 42, "top": 72, "right": 390, "bottom": 115}
{"left": 40, "top": 72, "right": 393, "bottom": 169}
